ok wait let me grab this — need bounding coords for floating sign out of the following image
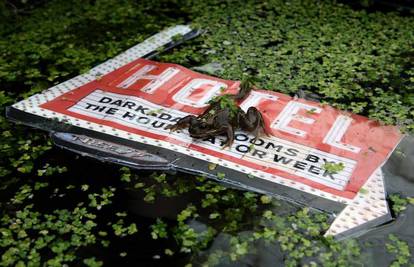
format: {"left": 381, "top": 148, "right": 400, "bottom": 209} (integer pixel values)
{"left": 7, "top": 25, "right": 403, "bottom": 239}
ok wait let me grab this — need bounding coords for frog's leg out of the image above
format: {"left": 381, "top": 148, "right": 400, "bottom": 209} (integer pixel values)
{"left": 220, "top": 125, "right": 235, "bottom": 149}
{"left": 165, "top": 115, "right": 198, "bottom": 132}
{"left": 188, "top": 124, "right": 234, "bottom": 148}
{"left": 238, "top": 107, "right": 268, "bottom": 141}
{"left": 233, "top": 77, "right": 255, "bottom": 101}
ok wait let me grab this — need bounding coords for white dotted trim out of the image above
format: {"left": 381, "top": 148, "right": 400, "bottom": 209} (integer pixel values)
{"left": 13, "top": 25, "right": 192, "bottom": 108}
{"left": 325, "top": 168, "right": 389, "bottom": 237}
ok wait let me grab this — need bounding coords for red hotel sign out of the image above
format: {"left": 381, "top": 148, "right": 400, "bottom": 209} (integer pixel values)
{"left": 40, "top": 58, "right": 401, "bottom": 199}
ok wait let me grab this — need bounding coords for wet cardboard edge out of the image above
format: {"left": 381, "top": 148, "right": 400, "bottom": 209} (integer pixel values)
{"left": 334, "top": 212, "right": 392, "bottom": 241}
{"left": 6, "top": 106, "right": 346, "bottom": 215}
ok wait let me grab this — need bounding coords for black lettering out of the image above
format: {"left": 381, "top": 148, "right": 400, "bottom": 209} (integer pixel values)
{"left": 122, "top": 101, "right": 136, "bottom": 109}
{"left": 137, "top": 116, "right": 150, "bottom": 124}
{"left": 235, "top": 133, "right": 248, "bottom": 142}
{"left": 285, "top": 148, "right": 299, "bottom": 157}
{"left": 170, "top": 117, "right": 181, "bottom": 122}
{"left": 273, "top": 154, "right": 293, "bottom": 164}
{"left": 323, "top": 170, "right": 336, "bottom": 180}
{"left": 203, "top": 137, "right": 216, "bottom": 144}
{"left": 158, "top": 113, "right": 172, "bottom": 120}
{"left": 111, "top": 100, "right": 123, "bottom": 106}
{"left": 105, "top": 107, "right": 118, "bottom": 115}
{"left": 122, "top": 112, "right": 136, "bottom": 120}
{"left": 322, "top": 159, "right": 335, "bottom": 164}
{"left": 252, "top": 149, "right": 266, "bottom": 159}
{"left": 273, "top": 145, "right": 283, "bottom": 152}
{"left": 265, "top": 142, "right": 275, "bottom": 150}
{"left": 99, "top": 97, "right": 112, "bottom": 103}
{"left": 152, "top": 121, "right": 165, "bottom": 128}
{"left": 250, "top": 138, "right": 264, "bottom": 146}
{"left": 306, "top": 154, "right": 320, "bottom": 163}
{"left": 134, "top": 105, "right": 149, "bottom": 115}
{"left": 293, "top": 161, "right": 307, "bottom": 170}
{"left": 97, "top": 106, "right": 106, "bottom": 112}
{"left": 85, "top": 103, "right": 98, "bottom": 110}
{"left": 309, "top": 165, "right": 321, "bottom": 175}
{"left": 236, "top": 144, "right": 249, "bottom": 153}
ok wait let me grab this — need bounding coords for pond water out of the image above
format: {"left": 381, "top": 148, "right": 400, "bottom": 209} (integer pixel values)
{"left": 38, "top": 135, "right": 413, "bottom": 266}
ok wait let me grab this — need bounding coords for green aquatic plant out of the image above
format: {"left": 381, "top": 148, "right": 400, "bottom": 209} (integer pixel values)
{"left": 389, "top": 194, "right": 414, "bottom": 215}
{"left": 0, "top": 204, "right": 99, "bottom": 266}
{"left": 0, "top": 0, "right": 414, "bottom": 266}
{"left": 386, "top": 234, "right": 412, "bottom": 267}
{"left": 322, "top": 162, "right": 345, "bottom": 174}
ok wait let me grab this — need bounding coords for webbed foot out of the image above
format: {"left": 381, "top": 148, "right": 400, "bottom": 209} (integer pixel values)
{"left": 221, "top": 125, "right": 235, "bottom": 150}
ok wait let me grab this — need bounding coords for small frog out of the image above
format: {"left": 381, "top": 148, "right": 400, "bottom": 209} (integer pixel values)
{"left": 166, "top": 77, "right": 268, "bottom": 148}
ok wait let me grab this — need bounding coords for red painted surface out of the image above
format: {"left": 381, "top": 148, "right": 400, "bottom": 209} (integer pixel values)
{"left": 41, "top": 58, "right": 402, "bottom": 199}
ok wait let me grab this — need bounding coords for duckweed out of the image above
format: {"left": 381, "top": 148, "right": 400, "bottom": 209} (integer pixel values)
{"left": 1, "top": 0, "right": 413, "bottom": 266}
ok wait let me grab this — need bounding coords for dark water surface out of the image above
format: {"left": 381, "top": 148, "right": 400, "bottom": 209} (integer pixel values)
{"left": 51, "top": 135, "right": 413, "bottom": 266}
{"left": 356, "top": 135, "right": 414, "bottom": 266}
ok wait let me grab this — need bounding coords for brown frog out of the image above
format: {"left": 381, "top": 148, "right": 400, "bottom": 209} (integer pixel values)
{"left": 166, "top": 78, "right": 268, "bottom": 148}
